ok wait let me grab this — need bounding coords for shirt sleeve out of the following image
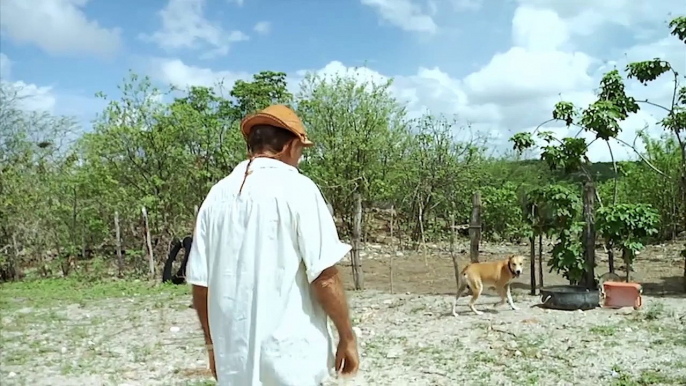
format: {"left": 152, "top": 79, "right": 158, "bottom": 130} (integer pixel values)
{"left": 295, "top": 180, "right": 352, "bottom": 284}
{"left": 186, "top": 204, "right": 209, "bottom": 287}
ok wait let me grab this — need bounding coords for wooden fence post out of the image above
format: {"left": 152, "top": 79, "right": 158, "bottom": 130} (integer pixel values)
{"left": 583, "top": 182, "right": 596, "bottom": 289}
{"left": 681, "top": 172, "right": 686, "bottom": 292}
{"left": 10, "top": 233, "right": 19, "bottom": 280}
{"left": 142, "top": 207, "right": 155, "bottom": 279}
{"left": 450, "top": 212, "right": 461, "bottom": 299}
{"left": 115, "top": 211, "right": 123, "bottom": 277}
{"left": 350, "top": 193, "right": 364, "bottom": 290}
{"left": 389, "top": 205, "right": 395, "bottom": 294}
{"left": 538, "top": 234, "right": 544, "bottom": 289}
{"left": 529, "top": 235, "right": 536, "bottom": 295}
{"left": 469, "top": 191, "right": 482, "bottom": 263}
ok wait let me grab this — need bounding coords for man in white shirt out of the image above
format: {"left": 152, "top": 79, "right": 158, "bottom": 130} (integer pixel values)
{"left": 186, "top": 104, "right": 359, "bottom": 386}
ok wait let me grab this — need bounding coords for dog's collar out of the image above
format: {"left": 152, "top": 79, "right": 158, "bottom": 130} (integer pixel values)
{"left": 508, "top": 262, "right": 517, "bottom": 277}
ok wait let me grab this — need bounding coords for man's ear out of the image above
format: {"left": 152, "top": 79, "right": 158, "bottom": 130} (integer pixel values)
{"left": 288, "top": 138, "right": 302, "bottom": 157}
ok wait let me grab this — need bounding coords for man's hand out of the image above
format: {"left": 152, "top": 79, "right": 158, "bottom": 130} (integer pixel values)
{"left": 335, "top": 336, "right": 359, "bottom": 376}
{"left": 311, "top": 267, "right": 358, "bottom": 376}
{"left": 208, "top": 348, "right": 217, "bottom": 380}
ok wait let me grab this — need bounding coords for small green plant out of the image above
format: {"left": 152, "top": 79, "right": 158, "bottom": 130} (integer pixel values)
{"left": 524, "top": 184, "right": 585, "bottom": 284}
{"left": 590, "top": 325, "right": 617, "bottom": 336}
{"left": 596, "top": 204, "right": 659, "bottom": 282}
{"left": 642, "top": 302, "right": 665, "bottom": 321}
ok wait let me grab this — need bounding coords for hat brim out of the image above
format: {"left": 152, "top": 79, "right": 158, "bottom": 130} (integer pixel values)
{"left": 240, "top": 113, "right": 314, "bottom": 147}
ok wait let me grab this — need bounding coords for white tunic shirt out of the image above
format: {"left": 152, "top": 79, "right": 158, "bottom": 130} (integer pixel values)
{"left": 186, "top": 158, "right": 352, "bottom": 386}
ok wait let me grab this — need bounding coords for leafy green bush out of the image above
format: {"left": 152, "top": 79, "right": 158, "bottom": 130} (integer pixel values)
{"left": 481, "top": 183, "right": 528, "bottom": 241}
{"left": 597, "top": 203, "right": 660, "bottom": 280}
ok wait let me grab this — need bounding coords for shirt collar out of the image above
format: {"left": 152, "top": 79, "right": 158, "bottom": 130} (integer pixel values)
{"left": 237, "top": 157, "right": 300, "bottom": 174}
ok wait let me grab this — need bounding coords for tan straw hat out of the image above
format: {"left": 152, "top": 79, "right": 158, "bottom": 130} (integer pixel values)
{"left": 240, "top": 104, "right": 314, "bottom": 147}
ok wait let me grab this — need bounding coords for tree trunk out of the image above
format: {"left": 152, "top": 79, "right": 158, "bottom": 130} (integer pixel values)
{"left": 622, "top": 248, "right": 632, "bottom": 283}
{"left": 607, "top": 241, "right": 615, "bottom": 274}
{"left": 469, "top": 191, "right": 481, "bottom": 263}
{"left": 583, "top": 182, "right": 596, "bottom": 290}
{"left": 350, "top": 193, "right": 364, "bottom": 290}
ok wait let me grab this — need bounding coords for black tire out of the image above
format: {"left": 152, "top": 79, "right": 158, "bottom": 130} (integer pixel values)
{"left": 171, "top": 236, "right": 193, "bottom": 285}
{"left": 162, "top": 238, "right": 183, "bottom": 284}
{"left": 540, "top": 285, "right": 599, "bottom": 311}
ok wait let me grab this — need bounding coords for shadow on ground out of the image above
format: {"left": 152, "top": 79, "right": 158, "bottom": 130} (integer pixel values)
{"left": 642, "top": 276, "right": 686, "bottom": 298}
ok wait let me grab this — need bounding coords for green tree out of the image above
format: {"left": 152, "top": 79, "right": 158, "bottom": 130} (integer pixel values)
{"left": 231, "top": 71, "right": 292, "bottom": 117}
{"left": 0, "top": 82, "right": 79, "bottom": 279}
{"left": 623, "top": 16, "right": 686, "bottom": 289}
{"left": 525, "top": 185, "right": 585, "bottom": 285}
{"left": 296, "top": 71, "right": 410, "bottom": 235}
{"left": 596, "top": 204, "right": 660, "bottom": 281}
{"left": 401, "top": 114, "right": 484, "bottom": 245}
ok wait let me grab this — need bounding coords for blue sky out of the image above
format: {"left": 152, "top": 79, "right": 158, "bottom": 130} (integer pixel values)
{"left": 0, "top": 0, "right": 683, "bottom": 161}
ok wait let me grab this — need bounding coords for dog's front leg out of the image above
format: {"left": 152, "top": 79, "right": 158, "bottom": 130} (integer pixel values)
{"left": 506, "top": 284, "right": 518, "bottom": 311}
{"left": 493, "top": 286, "right": 507, "bottom": 308}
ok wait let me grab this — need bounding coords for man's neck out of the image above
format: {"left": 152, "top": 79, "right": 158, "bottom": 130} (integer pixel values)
{"left": 251, "top": 153, "right": 296, "bottom": 168}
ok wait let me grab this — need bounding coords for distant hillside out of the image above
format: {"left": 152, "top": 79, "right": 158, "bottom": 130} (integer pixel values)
{"left": 509, "top": 159, "right": 639, "bottom": 184}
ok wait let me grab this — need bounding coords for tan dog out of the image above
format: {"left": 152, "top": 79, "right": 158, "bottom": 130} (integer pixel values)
{"left": 452, "top": 255, "right": 525, "bottom": 316}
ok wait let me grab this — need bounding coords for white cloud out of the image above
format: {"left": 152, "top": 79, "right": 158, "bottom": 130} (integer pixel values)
{"left": 515, "top": 0, "right": 682, "bottom": 39}
{"left": 0, "top": 0, "right": 122, "bottom": 58}
{"left": 253, "top": 21, "right": 271, "bottom": 36}
{"left": 140, "top": 0, "right": 249, "bottom": 58}
{"left": 146, "top": 2, "right": 682, "bottom": 162}
{"left": 10, "top": 81, "right": 58, "bottom": 112}
{"left": 1, "top": 57, "right": 57, "bottom": 113}
{"left": 0, "top": 54, "right": 56, "bottom": 112}
{"left": 464, "top": 49, "right": 596, "bottom": 105}
{"left": 511, "top": 7, "right": 571, "bottom": 51}
{"left": 461, "top": 5, "right": 595, "bottom": 111}
{"left": 151, "top": 58, "right": 251, "bottom": 90}
{"left": 227, "top": 0, "right": 244, "bottom": 6}
{"left": 0, "top": 53, "right": 11, "bottom": 80}
{"left": 361, "top": 0, "right": 438, "bottom": 34}
{"left": 1, "top": 54, "right": 104, "bottom": 120}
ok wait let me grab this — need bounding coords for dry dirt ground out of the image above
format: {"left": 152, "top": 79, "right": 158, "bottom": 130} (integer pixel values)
{"left": 2, "top": 241, "right": 685, "bottom": 386}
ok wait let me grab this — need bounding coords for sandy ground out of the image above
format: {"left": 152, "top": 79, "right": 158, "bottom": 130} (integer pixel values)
{"left": 2, "top": 239, "right": 685, "bottom": 385}
{"left": 2, "top": 287, "right": 686, "bottom": 386}
{"left": 336, "top": 240, "right": 685, "bottom": 296}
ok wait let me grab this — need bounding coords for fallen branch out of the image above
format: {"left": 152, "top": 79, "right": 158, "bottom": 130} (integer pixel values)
{"left": 489, "top": 324, "right": 517, "bottom": 338}
{"left": 421, "top": 369, "right": 448, "bottom": 377}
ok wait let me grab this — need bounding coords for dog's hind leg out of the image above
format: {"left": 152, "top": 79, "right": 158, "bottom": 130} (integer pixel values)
{"left": 468, "top": 280, "right": 484, "bottom": 315}
{"left": 452, "top": 280, "right": 468, "bottom": 317}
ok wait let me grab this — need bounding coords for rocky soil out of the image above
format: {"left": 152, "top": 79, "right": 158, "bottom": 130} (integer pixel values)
{"left": 2, "top": 287, "right": 686, "bottom": 386}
